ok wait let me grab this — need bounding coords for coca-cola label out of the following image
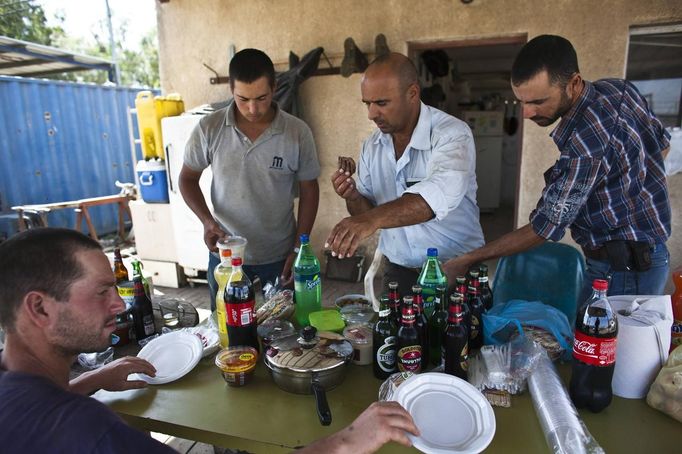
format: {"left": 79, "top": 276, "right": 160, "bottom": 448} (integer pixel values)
{"left": 377, "top": 336, "right": 397, "bottom": 372}
{"left": 397, "top": 345, "right": 422, "bottom": 373}
{"left": 573, "top": 331, "right": 617, "bottom": 366}
{"left": 227, "top": 301, "right": 255, "bottom": 327}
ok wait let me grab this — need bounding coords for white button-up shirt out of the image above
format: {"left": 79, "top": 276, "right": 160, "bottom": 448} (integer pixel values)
{"left": 356, "top": 102, "right": 485, "bottom": 268}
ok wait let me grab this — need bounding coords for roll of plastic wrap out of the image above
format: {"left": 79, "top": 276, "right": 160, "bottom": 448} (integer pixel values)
{"left": 609, "top": 295, "right": 673, "bottom": 399}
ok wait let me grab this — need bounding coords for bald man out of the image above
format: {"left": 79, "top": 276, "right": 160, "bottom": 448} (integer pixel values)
{"left": 326, "top": 52, "right": 484, "bottom": 296}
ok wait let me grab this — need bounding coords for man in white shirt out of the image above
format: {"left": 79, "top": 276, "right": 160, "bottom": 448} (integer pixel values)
{"left": 326, "top": 52, "right": 484, "bottom": 293}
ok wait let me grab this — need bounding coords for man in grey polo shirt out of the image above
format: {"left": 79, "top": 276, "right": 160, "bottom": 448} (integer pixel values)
{"left": 180, "top": 49, "right": 320, "bottom": 310}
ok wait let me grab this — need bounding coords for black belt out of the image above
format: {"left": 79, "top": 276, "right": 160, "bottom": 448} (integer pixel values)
{"left": 581, "top": 240, "right": 654, "bottom": 272}
{"left": 581, "top": 245, "right": 609, "bottom": 261}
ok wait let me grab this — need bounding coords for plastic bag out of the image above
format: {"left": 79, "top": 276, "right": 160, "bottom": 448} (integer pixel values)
{"left": 483, "top": 300, "right": 572, "bottom": 360}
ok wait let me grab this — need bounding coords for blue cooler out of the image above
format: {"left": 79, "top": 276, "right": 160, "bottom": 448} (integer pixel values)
{"left": 136, "top": 159, "right": 169, "bottom": 203}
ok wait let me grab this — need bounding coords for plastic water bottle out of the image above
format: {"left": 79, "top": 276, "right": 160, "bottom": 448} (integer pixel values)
{"left": 417, "top": 248, "right": 448, "bottom": 318}
{"left": 293, "top": 234, "right": 321, "bottom": 326}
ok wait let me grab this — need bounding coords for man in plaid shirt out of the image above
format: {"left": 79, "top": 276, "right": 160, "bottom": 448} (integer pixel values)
{"left": 445, "top": 35, "right": 671, "bottom": 301}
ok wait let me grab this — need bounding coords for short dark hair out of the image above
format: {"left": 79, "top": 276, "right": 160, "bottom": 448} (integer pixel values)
{"left": 0, "top": 228, "right": 101, "bottom": 331}
{"left": 511, "top": 35, "right": 579, "bottom": 87}
{"left": 229, "top": 48, "right": 276, "bottom": 89}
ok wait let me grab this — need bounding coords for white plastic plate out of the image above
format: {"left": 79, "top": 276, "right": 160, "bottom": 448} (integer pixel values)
{"left": 393, "top": 372, "right": 496, "bottom": 454}
{"left": 133, "top": 331, "right": 203, "bottom": 385}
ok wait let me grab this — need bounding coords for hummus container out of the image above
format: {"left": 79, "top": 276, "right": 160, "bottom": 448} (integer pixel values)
{"left": 343, "top": 324, "right": 374, "bottom": 365}
{"left": 215, "top": 346, "right": 258, "bottom": 387}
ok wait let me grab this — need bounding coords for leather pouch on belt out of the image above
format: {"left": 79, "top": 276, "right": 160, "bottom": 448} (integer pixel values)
{"left": 604, "top": 240, "right": 652, "bottom": 272}
{"left": 629, "top": 241, "right": 652, "bottom": 272}
{"left": 604, "top": 241, "right": 631, "bottom": 271}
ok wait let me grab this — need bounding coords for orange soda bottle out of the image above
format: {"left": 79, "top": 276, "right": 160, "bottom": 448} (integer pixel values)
{"left": 671, "top": 268, "right": 682, "bottom": 352}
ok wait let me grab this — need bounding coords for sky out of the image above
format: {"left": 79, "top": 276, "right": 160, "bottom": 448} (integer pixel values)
{"left": 39, "top": 0, "right": 157, "bottom": 50}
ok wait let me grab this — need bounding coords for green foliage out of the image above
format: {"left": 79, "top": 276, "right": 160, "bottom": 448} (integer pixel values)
{"left": 0, "top": 0, "right": 63, "bottom": 44}
{"left": 0, "top": 1, "right": 159, "bottom": 88}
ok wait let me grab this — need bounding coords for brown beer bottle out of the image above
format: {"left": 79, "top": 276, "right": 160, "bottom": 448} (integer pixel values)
{"left": 388, "top": 281, "right": 401, "bottom": 327}
{"left": 467, "top": 269, "right": 485, "bottom": 351}
{"left": 444, "top": 294, "right": 469, "bottom": 379}
{"left": 412, "top": 285, "right": 429, "bottom": 371}
{"left": 397, "top": 296, "right": 422, "bottom": 374}
{"left": 131, "top": 275, "right": 155, "bottom": 340}
{"left": 113, "top": 248, "right": 129, "bottom": 283}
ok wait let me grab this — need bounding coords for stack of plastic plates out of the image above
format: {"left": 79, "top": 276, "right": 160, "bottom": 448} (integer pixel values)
{"left": 393, "top": 372, "right": 496, "bottom": 454}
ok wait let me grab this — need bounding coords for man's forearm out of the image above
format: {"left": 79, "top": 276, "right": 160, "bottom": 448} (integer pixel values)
{"left": 461, "top": 224, "right": 545, "bottom": 265}
{"left": 296, "top": 181, "right": 320, "bottom": 241}
{"left": 358, "top": 193, "right": 433, "bottom": 229}
{"left": 346, "top": 194, "right": 374, "bottom": 216}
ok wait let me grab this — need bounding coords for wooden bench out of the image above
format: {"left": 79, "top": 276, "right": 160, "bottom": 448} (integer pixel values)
{"left": 12, "top": 194, "right": 134, "bottom": 241}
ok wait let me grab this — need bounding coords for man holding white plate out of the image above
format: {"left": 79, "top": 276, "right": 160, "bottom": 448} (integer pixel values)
{"left": 0, "top": 228, "right": 417, "bottom": 453}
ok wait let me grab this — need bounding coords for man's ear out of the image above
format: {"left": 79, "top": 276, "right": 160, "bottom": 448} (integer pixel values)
{"left": 407, "top": 82, "right": 420, "bottom": 102}
{"left": 22, "top": 291, "right": 55, "bottom": 328}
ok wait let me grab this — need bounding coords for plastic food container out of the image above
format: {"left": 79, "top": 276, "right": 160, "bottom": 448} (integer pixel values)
{"left": 309, "top": 310, "right": 345, "bottom": 333}
{"left": 257, "top": 319, "right": 295, "bottom": 347}
{"left": 335, "top": 294, "right": 375, "bottom": 325}
{"left": 215, "top": 346, "right": 258, "bottom": 387}
{"left": 343, "top": 324, "right": 374, "bottom": 365}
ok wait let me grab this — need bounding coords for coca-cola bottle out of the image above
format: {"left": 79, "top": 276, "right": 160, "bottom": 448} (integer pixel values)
{"left": 388, "top": 281, "right": 402, "bottom": 328}
{"left": 569, "top": 279, "right": 618, "bottom": 413}
{"left": 444, "top": 294, "right": 469, "bottom": 379}
{"left": 373, "top": 295, "right": 398, "bottom": 379}
{"left": 397, "top": 297, "right": 422, "bottom": 373}
{"left": 224, "top": 257, "right": 259, "bottom": 352}
{"left": 412, "top": 285, "right": 429, "bottom": 371}
{"left": 478, "top": 264, "right": 493, "bottom": 311}
{"left": 466, "top": 269, "right": 485, "bottom": 351}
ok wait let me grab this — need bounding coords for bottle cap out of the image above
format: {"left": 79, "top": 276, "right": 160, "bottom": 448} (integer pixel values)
{"left": 300, "top": 233, "right": 310, "bottom": 243}
{"left": 592, "top": 279, "right": 608, "bottom": 291}
{"left": 427, "top": 248, "right": 438, "bottom": 257}
{"left": 231, "top": 257, "right": 243, "bottom": 267}
{"left": 220, "top": 248, "right": 232, "bottom": 258}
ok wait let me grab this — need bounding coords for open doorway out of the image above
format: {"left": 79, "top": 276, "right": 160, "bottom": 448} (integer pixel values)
{"left": 408, "top": 36, "right": 526, "bottom": 244}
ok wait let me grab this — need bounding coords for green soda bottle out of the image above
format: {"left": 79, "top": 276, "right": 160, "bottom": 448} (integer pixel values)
{"left": 417, "top": 248, "right": 448, "bottom": 318}
{"left": 293, "top": 234, "right": 321, "bottom": 326}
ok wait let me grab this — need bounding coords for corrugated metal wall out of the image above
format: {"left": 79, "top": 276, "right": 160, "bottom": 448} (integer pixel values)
{"left": 0, "top": 75, "right": 157, "bottom": 237}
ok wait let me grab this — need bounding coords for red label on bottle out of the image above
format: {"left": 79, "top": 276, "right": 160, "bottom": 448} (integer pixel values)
{"left": 227, "top": 301, "right": 255, "bottom": 327}
{"left": 572, "top": 331, "right": 617, "bottom": 366}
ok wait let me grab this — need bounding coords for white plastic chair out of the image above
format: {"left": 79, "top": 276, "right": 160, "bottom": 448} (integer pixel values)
{"left": 364, "top": 247, "right": 384, "bottom": 312}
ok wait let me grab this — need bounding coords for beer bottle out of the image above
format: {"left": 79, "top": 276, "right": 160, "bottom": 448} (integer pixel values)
{"left": 131, "top": 275, "right": 155, "bottom": 340}
{"left": 444, "top": 294, "right": 469, "bottom": 379}
{"left": 131, "top": 259, "right": 151, "bottom": 299}
{"left": 373, "top": 295, "right": 398, "bottom": 379}
{"left": 479, "top": 264, "right": 493, "bottom": 311}
{"left": 428, "top": 285, "right": 448, "bottom": 366}
{"left": 113, "top": 248, "right": 129, "bottom": 283}
{"left": 388, "top": 281, "right": 401, "bottom": 327}
{"left": 224, "top": 257, "right": 259, "bottom": 352}
{"left": 467, "top": 269, "right": 485, "bottom": 351}
{"left": 397, "top": 297, "right": 422, "bottom": 374}
{"left": 454, "top": 276, "right": 471, "bottom": 327}
{"left": 412, "top": 285, "right": 429, "bottom": 371}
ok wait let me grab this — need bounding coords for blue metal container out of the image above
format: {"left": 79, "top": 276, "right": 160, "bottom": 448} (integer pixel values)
{"left": 0, "top": 75, "right": 158, "bottom": 237}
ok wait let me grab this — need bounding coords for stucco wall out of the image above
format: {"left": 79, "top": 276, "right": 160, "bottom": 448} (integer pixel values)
{"left": 156, "top": 0, "right": 682, "bottom": 286}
